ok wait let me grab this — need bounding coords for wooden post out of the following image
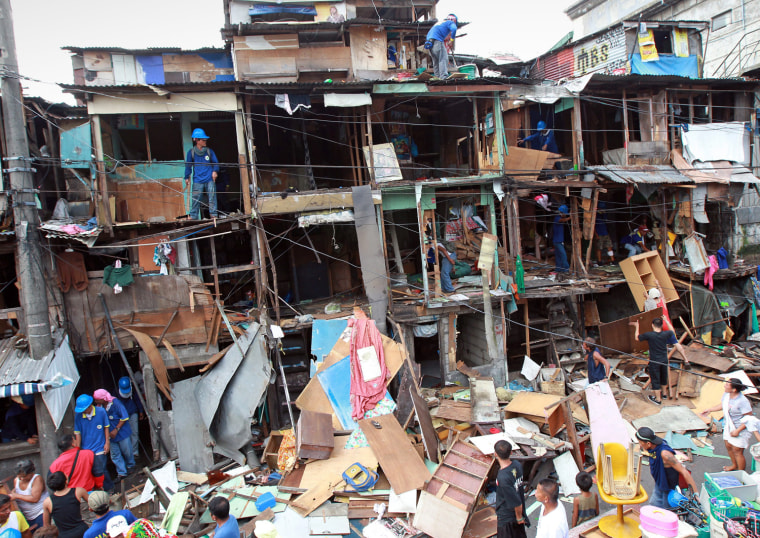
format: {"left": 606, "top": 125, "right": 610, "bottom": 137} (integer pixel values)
{"left": 570, "top": 197, "right": 587, "bottom": 276}
{"left": 622, "top": 91, "right": 630, "bottom": 166}
{"left": 427, "top": 209, "right": 441, "bottom": 297}
{"left": 523, "top": 301, "right": 531, "bottom": 357}
{"left": 500, "top": 198, "right": 510, "bottom": 274}
{"left": 91, "top": 115, "right": 113, "bottom": 233}
{"left": 584, "top": 190, "right": 599, "bottom": 269}
{"left": 572, "top": 97, "right": 584, "bottom": 170}
{"left": 347, "top": 112, "right": 359, "bottom": 186}
{"left": 661, "top": 189, "right": 669, "bottom": 265}
{"left": 366, "top": 105, "right": 376, "bottom": 187}
{"left": 415, "top": 185, "right": 429, "bottom": 303}
{"left": 210, "top": 235, "right": 220, "bottom": 300}
{"left": 493, "top": 93, "right": 506, "bottom": 173}
{"left": 388, "top": 212, "right": 404, "bottom": 273}
{"left": 473, "top": 98, "right": 481, "bottom": 174}
{"left": 482, "top": 269, "right": 499, "bottom": 362}
{"left": 235, "top": 99, "right": 252, "bottom": 216}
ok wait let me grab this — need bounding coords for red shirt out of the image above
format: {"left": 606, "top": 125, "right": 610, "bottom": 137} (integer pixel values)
{"left": 49, "top": 448, "right": 95, "bottom": 491}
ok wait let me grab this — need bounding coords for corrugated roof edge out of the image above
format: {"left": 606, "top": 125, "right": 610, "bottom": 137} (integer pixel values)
{"left": 62, "top": 46, "right": 228, "bottom": 54}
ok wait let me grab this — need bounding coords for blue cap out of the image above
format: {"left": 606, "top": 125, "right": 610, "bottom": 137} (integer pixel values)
{"left": 558, "top": 204, "right": 569, "bottom": 214}
{"left": 537, "top": 121, "right": 546, "bottom": 130}
{"left": 118, "top": 376, "right": 132, "bottom": 398}
{"left": 74, "top": 394, "right": 93, "bottom": 413}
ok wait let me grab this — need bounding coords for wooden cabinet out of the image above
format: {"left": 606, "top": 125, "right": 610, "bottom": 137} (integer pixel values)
{"left": 619, "top": 251, "right": 678, "bottom": 312}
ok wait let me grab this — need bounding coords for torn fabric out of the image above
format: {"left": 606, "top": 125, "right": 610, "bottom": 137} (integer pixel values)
{"left": 275, "top": 94, "right": 311, "bottom": 116}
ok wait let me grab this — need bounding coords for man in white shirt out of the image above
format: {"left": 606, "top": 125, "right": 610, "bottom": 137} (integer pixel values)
{"left": 535, "top": 478, "right": 568, "bottom": 538}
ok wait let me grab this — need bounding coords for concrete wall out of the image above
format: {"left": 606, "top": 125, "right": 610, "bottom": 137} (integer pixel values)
{"left": 569, "top": 0, "right": 760, "bottom": 77}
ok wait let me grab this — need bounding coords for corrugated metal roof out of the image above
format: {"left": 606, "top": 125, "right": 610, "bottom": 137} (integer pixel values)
{"left": 590, "top": 165, "right": 695, "bottom": 184}
{"left": 587, "top": 73, "right": 755, "bottom": 85}
{"left": 60, "top": 80, "right": 238, "bottom": 91}
{"left": 223, "top": 18, "right": 456, "bottom": 36}
{"left": 0, "top": 338, "right": 47, "bottom": 386}
{"left": 63, "top": 46, "right": 228, "bottom": 54}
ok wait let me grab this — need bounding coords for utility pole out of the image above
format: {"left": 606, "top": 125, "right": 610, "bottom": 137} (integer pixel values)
{"left": 0, "top": 0, "right": 53, "bottom": 360}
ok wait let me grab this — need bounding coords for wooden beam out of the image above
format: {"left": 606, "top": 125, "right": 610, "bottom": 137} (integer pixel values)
{"left": 584, "top": 190, "right": 599, "bottom": 269}
{"left": 257, "top": 190, "right": 381, "bottom": 215}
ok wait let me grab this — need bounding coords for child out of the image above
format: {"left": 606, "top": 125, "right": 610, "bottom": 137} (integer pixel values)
{"left": 572, "top": 471, "right": 599, "bottom": 527}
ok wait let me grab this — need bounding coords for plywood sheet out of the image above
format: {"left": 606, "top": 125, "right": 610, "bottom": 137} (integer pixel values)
{"left": 553, "top": 451, "right": 581, "bottom": 496}
{"left": 599, "top": 308, "right": 662, "bottom": 355}
{"left": 350, "top": 26, "right": 388, "bottom": 73}
{"left": 359, "top": 414, "right": 431, "bottom": 494}
{"left": 111, "top": 178, "right": 186, "bottom": 221}
{"left": 470, "top": 378, "right": 500, "bottom": 423}
{"left": 299, "top": 436, "right": 377, "bottom": 491}
{"left": 632, "top": 405, "right": 708, "bottom": 433}
{"left": 586, "top": 381, "right": 630, "bottom": 463}
{"left": 619, "top": 395, "right": 661, "bottom": 423}
{"left": 503, "top": 147, "right": 549, "bottom": 181}
{"left": 690, "top": 378, "right": 725, "bottom": 422}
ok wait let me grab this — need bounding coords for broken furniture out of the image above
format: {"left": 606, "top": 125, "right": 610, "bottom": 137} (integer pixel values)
{"left": 596, "top": 442, "right": 649, "bottom": 538}
{"left": 295, "top": 410, "right": 334, "bottom": 460}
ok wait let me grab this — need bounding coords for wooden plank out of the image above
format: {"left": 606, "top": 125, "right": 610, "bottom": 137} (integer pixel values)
{"left": 410, "top": 387, "right": 440, "bottom": 463}
{"left": 470, "top": 378, "right": 500, "bottom": 423}
{"left": 257, "top": 190, "right": 381, "bottom": 215}
{"left": 586, "top": 381, "right": 632, "bottom": 463}
{"left": 413, "top": 490, "right": 469, "bottom": 538}
{"left": 358, "top": 414, "right": 431, "bottom": 494}
{"left": 290, "top": 480, "right": 338, "bottom": 517}
{"left": 124, "top": 328, "right": 172, "bottom": 401}
{"left": 671, "top": 342, "right": 736, "bottom": 372}
{"left": 433, "top": 400, "right": 472, "bottom": 422}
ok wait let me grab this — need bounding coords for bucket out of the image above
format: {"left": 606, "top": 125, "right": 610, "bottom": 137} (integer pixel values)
{"left": 458, "top": 64, "right": 478, "bottom": 79}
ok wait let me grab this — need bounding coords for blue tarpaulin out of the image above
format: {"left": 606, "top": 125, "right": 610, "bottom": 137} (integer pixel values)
{"left": 249, "top": 4, "right": 317, "bottom": 15}
{"left": 630, "top": 54, "right": 699, "bottom": 78}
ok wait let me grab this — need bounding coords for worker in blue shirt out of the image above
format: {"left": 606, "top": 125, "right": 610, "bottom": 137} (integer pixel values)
{"left": 553, "top": 204, "right": 571, "bottom": 274}
{"left": 519, "top": 121, "right": 559, "bottom": 153}
{"left": 425, "top": 14, "right": 458, "bottom": 79}
{"left": 74, "top": 395, "right": 112, "bottom": 492}
{"left": 184, "top": 128, "right": 220, "bottom": 220}
{"left": 116, "top": 376, "right": 143, "bottom": 459}
{"left": 209, "top": 497, "right": 239, "bottom": 538}
{"left": 93, "top": 389, "right": 133, "bottom": 480}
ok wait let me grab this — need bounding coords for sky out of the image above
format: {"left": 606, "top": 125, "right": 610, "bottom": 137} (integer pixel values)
{"left": 9, "top": 0, "right": 575, "bottom": 105}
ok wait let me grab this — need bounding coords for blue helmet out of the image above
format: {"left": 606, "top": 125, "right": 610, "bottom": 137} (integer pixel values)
{"left": 558, "top": 204, "right": 569, "bottom": 214}
{"left": 191, "top": 128, "right": 209, "bottom": 139}
{"left": 118, "top": 376, "right": 132, "bottom": 398}
{"left": 537, "top": 121, "right": 546, "bottom": 130}
{"left": 74, "top": 394, "right": 93, "bottom": 413}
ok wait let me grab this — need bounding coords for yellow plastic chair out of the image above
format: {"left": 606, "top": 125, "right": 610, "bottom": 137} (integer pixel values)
{"left": 596, "top": 442, "right": 649, "bottom": 538}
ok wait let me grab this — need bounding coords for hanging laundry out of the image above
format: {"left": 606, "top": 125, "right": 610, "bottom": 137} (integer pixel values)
{"left": 704, "top": 255, "right": 718, "bottom": 291}
{"left": 153, "top": 242, "right": 176, "bottom": 275}
{"left": 56, "top": 251, "right": 89, "bottom": 293}
{"left": 274, "top": 94, "right": 311, "bottom": 115}
{"left": 349, "top": 318, "right": 389, "bottom": 421}
{"left": 716, "top": 248, "right": 729, "bottom": 270}
{"left": 103, "top": 260, "right": 134, "bottom": 294}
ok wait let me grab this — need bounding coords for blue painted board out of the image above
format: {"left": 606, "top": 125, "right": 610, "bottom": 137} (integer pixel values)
{"left": 311, "top": 319, "right": 348, "bottom": 363}
{"left": 317, "top": 356, "right": 390, "bottom": 430}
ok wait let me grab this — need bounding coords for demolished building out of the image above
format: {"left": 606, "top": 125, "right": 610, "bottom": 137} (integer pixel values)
{"left": 3, "top": 1, "right": 760, "bottom": 535}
